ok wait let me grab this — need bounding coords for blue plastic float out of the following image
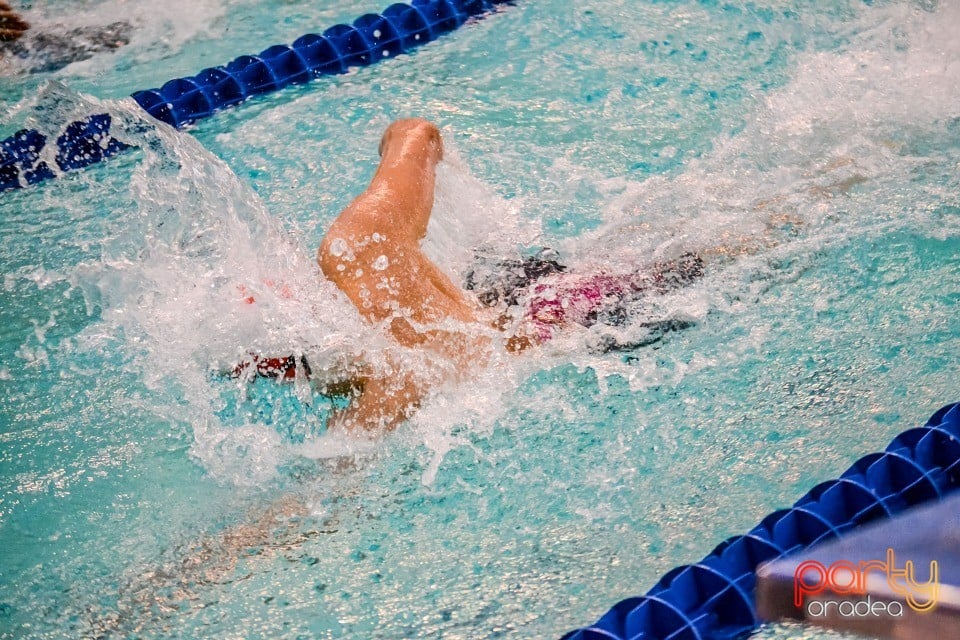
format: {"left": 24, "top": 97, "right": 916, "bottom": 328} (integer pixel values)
{"left": 561, "top": 403, "right": 960, "bottom": 640}
{"left": 0, "top": 0, "right": 511, "bottom": 193}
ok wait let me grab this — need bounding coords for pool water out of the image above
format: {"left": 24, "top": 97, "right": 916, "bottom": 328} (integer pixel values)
{"left": 1, "top": 0, "right": 959, "bottom": 638}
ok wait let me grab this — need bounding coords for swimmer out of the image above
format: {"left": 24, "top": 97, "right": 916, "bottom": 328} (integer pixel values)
{"left": 311, "top": 118, "right": 708, "bottom": 431}
{"left": 232, "top": 119, "right": 712, "bottom": 431}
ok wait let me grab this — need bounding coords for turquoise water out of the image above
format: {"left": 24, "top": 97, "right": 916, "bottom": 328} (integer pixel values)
{"left": 1, "top": 0, "right": 959, "bottom": 638}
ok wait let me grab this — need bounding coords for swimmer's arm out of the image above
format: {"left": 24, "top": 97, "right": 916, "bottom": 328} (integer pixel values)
{"left": 318, "top": 170, "right": 436, "bottom": 278}
{"left": 366, "top": 164, "right": 435, "bottom": 243}
{"left": 328, "top": 369, "right": 423, "bottom": 433}
{"left": 332, "top": 122, "right": 442, "bottom": 246}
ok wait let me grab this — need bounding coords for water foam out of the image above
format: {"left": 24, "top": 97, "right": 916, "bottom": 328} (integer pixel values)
{"left": 589, "top": 1, "right": 959, "bottom": 251}
{"left": 24, "top": 90, "right": 544, "bottom": 488}
{"left": 1, "top": 86, "right": 378, "bottom": 484}
{"left": 552, "top": 0, "right": 960, "bottom": 389}
{"left": 13, "top": 0, "right": 958, "bottom": 491}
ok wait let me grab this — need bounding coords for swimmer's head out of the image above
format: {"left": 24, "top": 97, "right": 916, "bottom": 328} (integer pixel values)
{"left": 378, "top": 118, "right": 443, "bottom": 161}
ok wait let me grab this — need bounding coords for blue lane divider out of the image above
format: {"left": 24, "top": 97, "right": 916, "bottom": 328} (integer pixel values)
{"left": 0, "top": 0, "right": 511, "bottom": 193}
{"left": 561, "top": 403, "right": 960, "bottom": 640}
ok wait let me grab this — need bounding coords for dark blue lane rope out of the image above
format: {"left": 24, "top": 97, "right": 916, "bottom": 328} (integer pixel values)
{"left": 561, "top": 403, "right": 960, "bottom": 640}
{"left": 0, "top": 0, "right": 511, "bottom": 193}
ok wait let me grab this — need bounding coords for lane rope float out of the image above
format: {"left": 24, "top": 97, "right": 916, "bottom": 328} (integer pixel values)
{"left": 561, "top": 403, "right": 960, "bottom": 640}
{"left": 0, "top": 0, "right": 512, "bottom": 193}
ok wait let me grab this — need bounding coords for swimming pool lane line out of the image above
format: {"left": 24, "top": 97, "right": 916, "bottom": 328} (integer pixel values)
{"left": 560, "top": 402, "right": 960, "bottom": 640}
{"left": 0, "top": 0, "right": 512, "bottom": 194}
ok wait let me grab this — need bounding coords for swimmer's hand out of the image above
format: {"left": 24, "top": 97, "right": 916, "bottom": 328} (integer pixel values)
{"left": 492, "top": 312, "right": 536, "bottom": 353}
{"left": 328, "top": 367, "right": 423, "bottom": 433}
{"left": 505, "top": 334, "right": 533, "bottom": 352}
